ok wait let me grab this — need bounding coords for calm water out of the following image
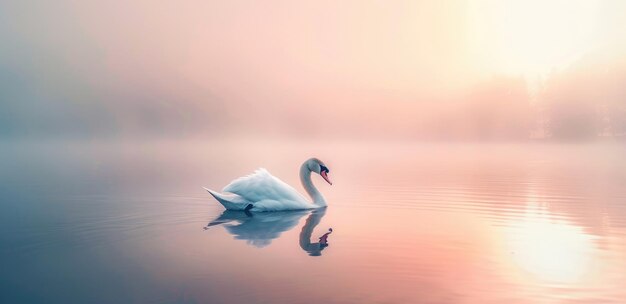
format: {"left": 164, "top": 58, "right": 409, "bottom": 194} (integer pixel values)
{"left": 1, "top": 140, "right": 625, "bottom": 303}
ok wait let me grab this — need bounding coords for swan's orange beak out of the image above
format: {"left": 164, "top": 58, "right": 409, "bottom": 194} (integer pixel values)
{"left": 321, "top": 171, "right": 332, "bottom": 185}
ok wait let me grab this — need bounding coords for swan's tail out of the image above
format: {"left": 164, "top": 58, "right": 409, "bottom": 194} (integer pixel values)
{"left": 203, "top": 187, "right": 226, "bottom": 205}
{"left": 203, "top": 187, "right": 249, "bottom": 211}
{"left": 203, "top": 187, "right": 219, "bottom": 199}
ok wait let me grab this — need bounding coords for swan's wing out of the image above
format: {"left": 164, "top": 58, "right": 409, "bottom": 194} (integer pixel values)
{"left": 222, "top": 168, "right": 308, "bottom": 204}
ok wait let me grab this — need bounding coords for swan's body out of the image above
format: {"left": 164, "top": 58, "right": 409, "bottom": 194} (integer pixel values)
{"left": 204, "top": 158, "right": 332, "bottom": 212}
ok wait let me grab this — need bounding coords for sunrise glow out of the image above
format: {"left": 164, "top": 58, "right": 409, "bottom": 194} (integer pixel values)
{"left": 468, "top": 0, "right": 600, "bottom": 78}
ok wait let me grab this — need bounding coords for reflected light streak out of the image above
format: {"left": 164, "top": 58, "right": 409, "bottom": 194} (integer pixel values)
{"left": 504, "top": 200, "right": 595, "bottom": 284}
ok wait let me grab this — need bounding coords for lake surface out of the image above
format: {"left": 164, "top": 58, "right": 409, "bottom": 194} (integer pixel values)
{"left": 1, "top": 140, "right": 625, "bottom": 303}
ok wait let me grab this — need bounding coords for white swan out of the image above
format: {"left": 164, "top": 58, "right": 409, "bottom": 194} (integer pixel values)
{"left": 204, "top": 158, "right": 332, "bottom": 212}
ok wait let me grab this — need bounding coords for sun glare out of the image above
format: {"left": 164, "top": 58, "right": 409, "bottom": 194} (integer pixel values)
{"left": 468, "top": 0, "right": 599, "bottom": 78}
{"left": 504, "top": 202, "right": 595, "bottom": 283}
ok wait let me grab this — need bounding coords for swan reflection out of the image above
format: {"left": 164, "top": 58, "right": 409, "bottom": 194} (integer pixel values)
{"left": 205, "top": 208, "right": 332, "bottom": 255}
{"left": 299, "top": 208, "right": 332, "bottom": 256}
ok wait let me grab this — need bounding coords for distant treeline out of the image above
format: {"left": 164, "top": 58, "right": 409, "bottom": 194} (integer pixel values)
{"left": 437, "top": 53, "right": 626, "bottom": 141}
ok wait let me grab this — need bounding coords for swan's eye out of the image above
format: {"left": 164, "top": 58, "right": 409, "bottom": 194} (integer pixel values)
{"left": 320, "top": 165, "right": 329, "bottom": 173}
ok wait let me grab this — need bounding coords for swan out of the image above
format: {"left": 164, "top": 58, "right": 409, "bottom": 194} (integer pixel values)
{"left": 203, "top": 158, "right": 332, "bottom": 212}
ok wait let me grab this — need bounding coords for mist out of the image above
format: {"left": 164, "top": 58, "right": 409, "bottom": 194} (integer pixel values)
{"left": 4, "top": 3, "right": 626, "bottom": 303}
{"left": 2, "top": 0, "right": 626, "bottom": 141}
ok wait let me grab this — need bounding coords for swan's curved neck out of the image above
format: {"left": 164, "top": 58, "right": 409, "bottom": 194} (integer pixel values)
{"left": 300, "top": 162, "right": 326, "bottom": 206}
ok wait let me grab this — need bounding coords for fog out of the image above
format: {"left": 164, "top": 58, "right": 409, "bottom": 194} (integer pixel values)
{"left": 2, "top": 0, "right": 626, "bottom": 141}
{"left": 3, "top": 3, "right": 626, "bottom": 302}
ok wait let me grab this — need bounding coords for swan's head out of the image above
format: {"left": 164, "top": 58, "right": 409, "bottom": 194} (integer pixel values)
{"left": 308, "top": 158, "right": 332, "bottom": 185}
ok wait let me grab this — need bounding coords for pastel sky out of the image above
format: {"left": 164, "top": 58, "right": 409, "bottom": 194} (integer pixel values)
{"left": 2, "top": 0, "right": 625, "bottom": 139}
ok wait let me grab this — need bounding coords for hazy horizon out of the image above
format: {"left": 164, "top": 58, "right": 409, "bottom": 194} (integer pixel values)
{"left": 3, "top": 3, "right": 626, "bottom": 302}
{"left": 2, "top": 0, "right": 626, "bottom": 141}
